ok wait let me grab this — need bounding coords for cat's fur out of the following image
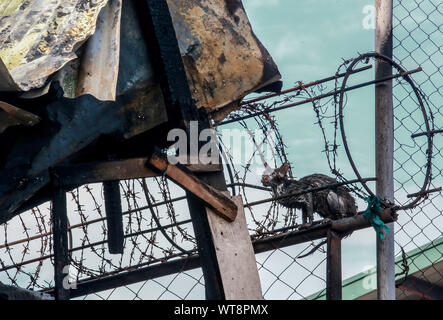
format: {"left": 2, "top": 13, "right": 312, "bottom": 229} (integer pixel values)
{"left": 262, "top": 163, "right": 357, "bottom": 224}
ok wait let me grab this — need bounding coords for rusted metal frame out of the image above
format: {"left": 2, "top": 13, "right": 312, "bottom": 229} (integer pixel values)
{"left": 136, "top": 0, "right": 199, "bottom": 129}
{"left": 220, "top": 67, "right": 422, "bottom": 126}
{"left": 103, "top": 180, "right": 124, "bottom": 254}
{"left": 51, "top": 180, "right": 70, "bottom": 300}
{"left": 43, "top": 208, "right": 396, "bottom": 298}
{"left": 375, "top": 0, "right": 396, "bottom": 300}
{"left": 326, "top": 230, "right": 342, "bottom": 300}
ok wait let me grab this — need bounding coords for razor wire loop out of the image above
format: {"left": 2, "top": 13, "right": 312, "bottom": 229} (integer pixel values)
{"left": 337, "top": 52, "right": 435, "bottom": 211}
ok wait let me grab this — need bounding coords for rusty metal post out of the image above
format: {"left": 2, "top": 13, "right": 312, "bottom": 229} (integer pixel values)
{"left": 326, "top": 230, "right": 342, "bottom": 300}
{"left": 375, "top": 0, "right": 396, "bottom": 300}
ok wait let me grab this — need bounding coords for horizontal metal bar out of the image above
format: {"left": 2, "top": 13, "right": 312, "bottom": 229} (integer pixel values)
{"left": 407, "top": 187, "right": 442, "bottom": 198}
{"left": 226, "top": 182, "right": 272, "bottom": 192}
{"left": 220, "top": 67, "right": 422, "bottom": 126}
{"left": 240, "top": 65, "right": 373, "bottom": 105}
{"left": 411, "top": 129, "right": 443, "bottom": 139}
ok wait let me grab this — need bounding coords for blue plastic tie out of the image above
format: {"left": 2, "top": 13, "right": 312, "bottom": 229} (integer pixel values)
{"left": 363, "top": 196, "right": 390, "bottom": 240}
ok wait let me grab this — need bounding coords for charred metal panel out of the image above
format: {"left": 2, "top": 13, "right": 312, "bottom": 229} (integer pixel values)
{"left": 167, "top": 0, "right": 281, "bottom": 113}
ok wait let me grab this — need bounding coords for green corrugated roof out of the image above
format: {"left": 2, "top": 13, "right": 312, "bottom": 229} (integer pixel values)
{"left": 307, "top": 236, "right": 443, "bottom": 300}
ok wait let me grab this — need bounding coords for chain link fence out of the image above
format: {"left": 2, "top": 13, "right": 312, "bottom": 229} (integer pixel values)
{"left": 392, "top": 0, "right": 442, "bottom": 300}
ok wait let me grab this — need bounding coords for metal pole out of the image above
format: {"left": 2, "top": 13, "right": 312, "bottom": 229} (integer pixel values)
{"left": 375, "top": 0, "right": 396, "bottom": 300}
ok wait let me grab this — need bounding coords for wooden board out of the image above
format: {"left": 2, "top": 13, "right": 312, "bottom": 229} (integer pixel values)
{"left": 148, "top": 153, "right": 237, "bottom": 222}
{"left": 206, "top": 195, "right": 263, "bottom": 300}
{"left": 53, "top": 157, "right": 222, "bottom": 187}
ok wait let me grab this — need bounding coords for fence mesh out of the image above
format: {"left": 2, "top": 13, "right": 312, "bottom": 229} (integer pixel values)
{"left": 392, "top": 0, "right": 442, "bottom": 300}
{"left": 0, "top": 0, "right": 441, "bottom": 301}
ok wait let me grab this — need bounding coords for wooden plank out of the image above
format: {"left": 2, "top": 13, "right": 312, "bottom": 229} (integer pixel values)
{"left": 103, "top": 181, "right": 124, "bottom": 254}
{"left": 148, "top": 153, "right": 237, "bottom": 222}
{"left": 253, "top": 208, "right": 396, "bottom": 254}
{"left": 185, "top": 170, "right": 227, "bottom": 300}
{"left": 53, "top": 158, "right": 157, "bottom": 187}
{"left": 326, "top": 230, "right": 342, "bottom": 300}
{"left": 52, "top": 157, "right": 222, "bottom": 187}
{"left": 206, "top": 195, "right": 263, "bottom": 300}
{"left": 52, "top": 187, "right": 70, "bottom": 300}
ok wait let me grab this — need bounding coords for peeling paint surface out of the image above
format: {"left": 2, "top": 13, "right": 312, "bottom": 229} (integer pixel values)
{"left": 0, "top": 0, "right": 108, "bottom": 91}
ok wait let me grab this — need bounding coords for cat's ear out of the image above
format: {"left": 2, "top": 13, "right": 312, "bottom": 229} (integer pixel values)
{"left": 276, "top": 162, "right": 289, "bottom": 177}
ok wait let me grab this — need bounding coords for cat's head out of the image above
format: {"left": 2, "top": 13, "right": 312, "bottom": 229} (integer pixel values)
{"left": 261, "top": 162, "right": 290, "bottom": 187}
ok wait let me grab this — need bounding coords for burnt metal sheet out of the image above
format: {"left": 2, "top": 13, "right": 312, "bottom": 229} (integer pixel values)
{"left": 76, "top": 0, "right": 122, "bottom": 101}
{"left": 168, "top": 0, "right": 281, "bottom": 112}
{"left": 117, "top": 0, "right": 281, "bottom": 123}
{"left": 0, "top": 0, "right": 109, "bottom": 91}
